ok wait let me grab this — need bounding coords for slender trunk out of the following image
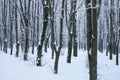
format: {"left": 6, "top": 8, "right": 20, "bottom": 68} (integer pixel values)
{"left": 3, "top": 0, "right": 7, "bottom": 53}
{"left": 32, "top": 2, "right": 36, "bottom": 54}
{"left": 67, "top": 34, "right": 72, "bottom": 63}
{"left": 51, "top": 25, "right": 55, "bottom": 59}
{"left": 19, "top": 0, "right": 24, "bottom": 51}
{"left": 54, "top": 52, "right": 60, "bottom": 74}
{"left": 116, "top": 40, "right": 119, "bottom": 65}
{"left": 36, "top": 0, "right": 49, "bottom": 66}
{"left": 0, "top": 35, "right": 2, "bottom": 51}
{"left": 50, "top": 0, "right": 55, "bottom": 59}
{"left": 24, "top": 0, "right": 31, "bottom": 60}
{"left": 116, "top": 0, "right": 120, "bottom": 65}
{"left": 44, "top": 33, "right": 50, "bottom": 52}
{"left": 37, "top": 0, "right": 40, "bottom": 45}
{"left": 15, "top": 0, "right": 19, "bottom": 57}
{"left": 72, "top": 0, "right": 77, "bottom": 57}
{"left": 54, "top": 0, "right": 64, "bottom": 74}
{"left": 109, "top": 0, "right": 114, "bottom": 60}
{"left": 67, "top": 0, "right": 75, "bottom": 63}
{"left": 44, "top": 39, "right": 48, "bottom": 52}
{"left": 106, "top": 11, "right": 109, "bottom": 56}
{"left": 9, "top": 0, "right": 13, "bottom": 55}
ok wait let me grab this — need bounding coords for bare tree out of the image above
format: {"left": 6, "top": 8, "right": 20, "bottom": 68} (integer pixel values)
{"left": 36, "top": 0, "right": 49, "bottom": 66}
{"left": 67, "top": 0, "right": 76, "bottom": 63}
{"left": 116, "top": 0, "right": 120, "bottom": 65}
{"left": 72, "top": 0, "right": 77, "bottom": 57}
{"left": 36, "top": 0, "right": 40, "bottom": 45}
{"left": 109, "top": 0, "right": 114, "bottom": 60}
{"left": 2, "top": 0, "right": 7, "bottom": 53}
{"left": 54, "top": 0, "right": 65, "bottom": 74}
{"left": 86, "top": 0, "right": 100, "bottom": 79}
{"left": 66, "top": 2, "right": 73, "bottom": 63}
{"left": 32, "top": 1, "right": 36, "bottom": 54}
{"left": 9, "top": 0, "right": 14, "bottom": 55}
{"left": 15, "top": 0, "right": 20, "bottom": 57}
{"left": 50, "top": 0, "right": 55, "bottom": 59}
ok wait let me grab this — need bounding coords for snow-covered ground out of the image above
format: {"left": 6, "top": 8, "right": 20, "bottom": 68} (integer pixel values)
{"left": 0, "top": 48, "right": 120, "bottom": 80}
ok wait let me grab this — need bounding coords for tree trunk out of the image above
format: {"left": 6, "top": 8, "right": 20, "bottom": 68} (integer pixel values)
{"left": 67, "top": 0, "right": 75, "bottom": 63}
{"left": 9, "top": 0, "right": 13, "bottom": 55}
{"left": 54, "top": 0, "right": 64, "bottom": 74}
{"left": 0, "top": 35, "right": 2, "bottom": 51}
{"left": 50, "top": 0, "right": 55, "bottom": 59}
{"left": 106, "top": 11, "right": 109, "bottom": 56}
{"left": 44, "top": 38, "right": 48, "bottom": 52}
{"left": 24, "top": 0, "right": 31, "bottom": 60}
{"left": 86, "top": 0, "right": 98, "bottom": 80}
{"left": 54, "top": 52, "right": 60, "bottom": 74}
{"left": 109, "top": 0, "right": 114, "bottom": 60}
{"left": 15, "top": 0, "right": 20, "bottom": 57}
{"left": 72, "top": 0, "right": 77, "bottom": 57}
{"left": 19, "top": 0, "right": 24, "bottom": 52}
{"left": 67, "top": 33, "right": 72, "bottom": 63}
{"left": 44, "top": 33, "right": 50, "bottom": 53}
{"left": 116, "top": 40, "right": 119, "bottom": 65}
{"left": 32, "top": 2, "right": 36, "bottom": 54}
{"left": 65, "top": 0, "right": 70, "bottom": 61}
{"left": 37, "top": 0, "right": 40, "bottom": 45}
{"left": 3, "top": 0, "right": 7, "bottom": 53}
{"left": 36, "top": 0, "right": 49, "bottom": 66}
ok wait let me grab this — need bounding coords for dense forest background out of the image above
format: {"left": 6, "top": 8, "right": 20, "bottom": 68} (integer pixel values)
{"left": 0, "top": 0, "right": 120, "bottom": 80}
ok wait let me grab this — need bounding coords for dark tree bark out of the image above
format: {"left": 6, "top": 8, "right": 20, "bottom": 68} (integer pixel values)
{"left": 72, "top": 0, "right": 77, "bottom": 57}
{"left": 67, "top": 33, "right": 73, "bottom": 63}
{"left": 44, "top": 36, "right": 48, "bottom": 52}
{"left": 109, "top": 0, "right": 114, "bottom": 60}
{"left": 116, "top": 0, "right": 120, "bottom": 65}
{"left": 15, "top": 0, "right": 20, "bottom": 57}
{"left": 19, "top": 0, "right": 24, "bottom": 52}
{"left": 44, "top": 33, "right": 50, "bottom": 52}
{"left": 116, "top": 40, "right": 119, "bottom": 65}
{"left": 50, "top": 0, "right": 55, "bottom": 59}
{"left": 104, "top": 0, "right": 110, "bottom": 56}
{"left": 17, "top": 0, "right": 31, "bottom": 60}
{"left": 20, "top": 25, "right": 24, "bottom": 52}
{"left": 66, "top": 0, "right": 76, "bottom": 63}
{"left": 67, "top": 0, "right": 77, "bottom": 63}
{"left": 105, "top": 11, "right": 109, "bottom": 56}
{"left": 54, "top": 47, "right": 60, "bottom": 74}
{"left": 54, "top": 0, "right": 64, "bottom": 74}
{"left": 36, "top": 0, "right": 49, "bottom": 66}
{"left": 0, "top": 34, "right": 2, "bottom": 51}
{"left": 0, "top": 16, "right": 2, "bottom": 51}
{"left": 3, "top": 0, "right": 7, "bottom": 53}
{"left": 32, "top": 1, "right": 36, "bottom": 54}
{"left": 24, "top": 0, "right": 31, "bottom": 60}
{"left": 9, "top": 0, "right": 13, "bottom": 55}
{"left": 86, "top": 0, "right": 98, "bottom": 80}
{"left": 37, "top": 0, "right": 40, "bottom": 45}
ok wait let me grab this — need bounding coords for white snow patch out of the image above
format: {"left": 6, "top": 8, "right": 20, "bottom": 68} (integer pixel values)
{"left": 0, "top": 49, "right": 120, "bottom": 80}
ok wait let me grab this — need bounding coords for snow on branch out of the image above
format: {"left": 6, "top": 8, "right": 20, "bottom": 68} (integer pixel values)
{"left": 86, "top": 2, "right": 101, "bottom": 10}
{"left": 69, "top": 0, "right": 85, "bottom": 18}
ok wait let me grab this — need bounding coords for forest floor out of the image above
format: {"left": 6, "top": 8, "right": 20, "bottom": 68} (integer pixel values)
{"left": 0, "top": 48, "right": 120, "bottom": 80}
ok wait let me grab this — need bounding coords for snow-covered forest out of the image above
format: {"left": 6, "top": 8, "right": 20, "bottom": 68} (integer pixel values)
{"left": 0, "top": 0, "right": 120, "bottom": 80}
